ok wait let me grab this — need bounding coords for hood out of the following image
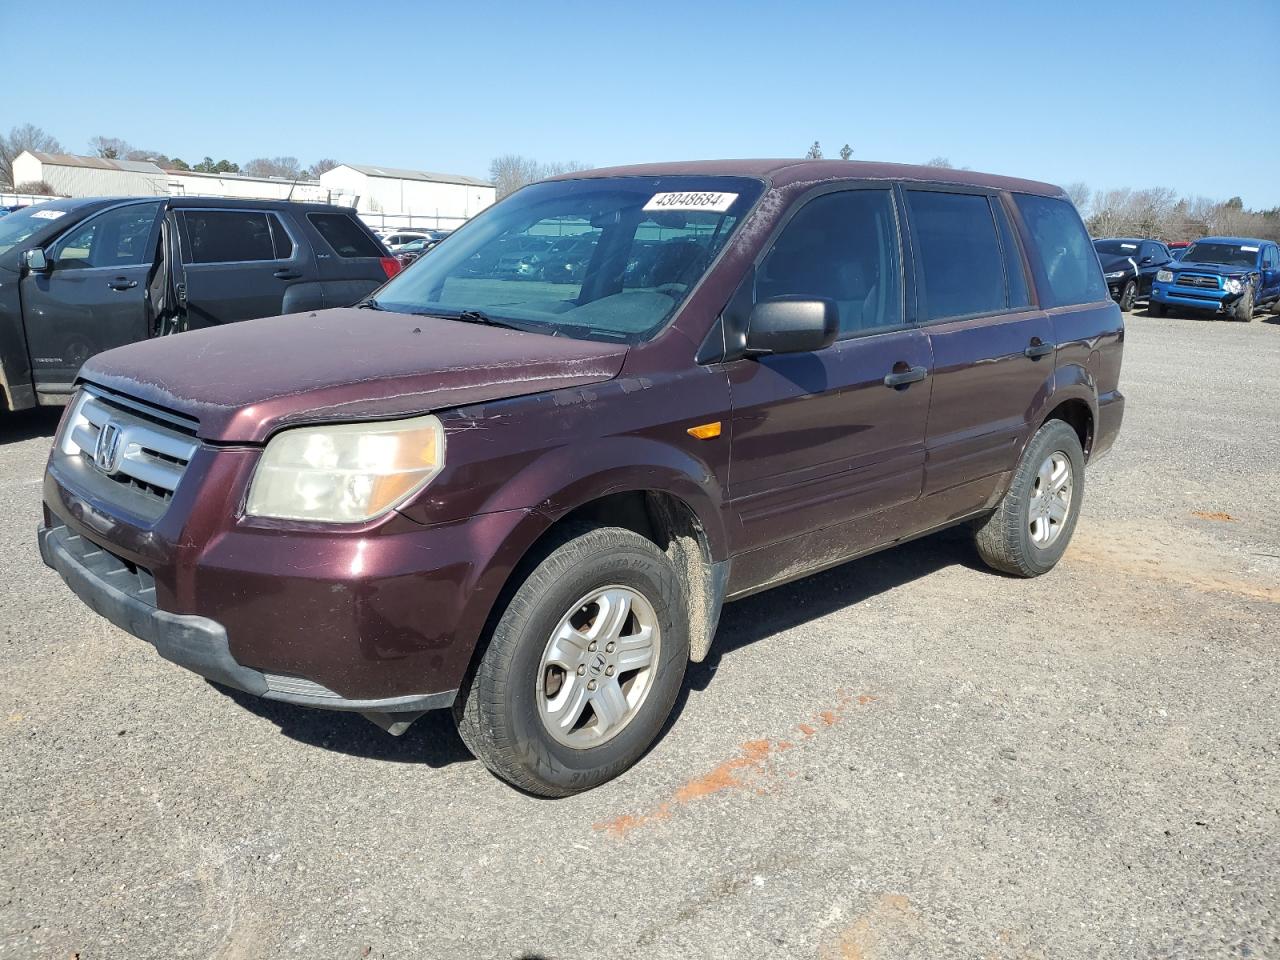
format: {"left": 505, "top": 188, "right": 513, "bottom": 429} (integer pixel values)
{"left": 1097, "top": 253, "right": 1139, "bottom": 273}
{"left": 1170, "top": 260, "right": 1248, "bottom": 277}
{"left": 80, "top": 308, "right": 629, "bottom": 443}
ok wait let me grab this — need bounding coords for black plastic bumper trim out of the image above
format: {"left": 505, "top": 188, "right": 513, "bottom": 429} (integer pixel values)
{"left": 37, "top": 523, "right": 456, "bottom": 714}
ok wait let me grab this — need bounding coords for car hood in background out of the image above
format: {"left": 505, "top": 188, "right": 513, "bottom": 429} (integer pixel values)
{"left": 79, "top": 308, "right": 630, "bottom": 443}
{"left": 1097, "top": 253, "right": 1140, "bottom": 273}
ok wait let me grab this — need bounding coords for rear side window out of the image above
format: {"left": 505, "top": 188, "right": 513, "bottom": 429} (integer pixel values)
{"left": 308, "top": 213, "right": 383, "bottom": 258}
{"left": 1013, "top": 194, "right": 1108, "bottom": 307}
{"left": 182, "top": 210, "right": 276, "bottom": 264}
{"left": 992, "top": 200, "right": 1031, "bottom": 309}
{"left": 270, "top": 216, "right": 295, "bottom": 259}
{"left": 756, "top": 189, "right": 903, "bottom": 338}
{"left": 905, "top": 190, "right": 1005, "bottom": 321}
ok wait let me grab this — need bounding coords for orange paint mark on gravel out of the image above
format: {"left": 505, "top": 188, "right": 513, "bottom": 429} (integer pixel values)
{"left": 595, "top": 692, "right": 877, "bottom": 838}
{"left": 1192, "top": 511, "right": 1237, "bottom": 522}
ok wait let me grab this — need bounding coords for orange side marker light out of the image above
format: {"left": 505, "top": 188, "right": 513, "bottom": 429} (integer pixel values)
{"left": 687, "top": 421, "right": 722, "bottom": 440}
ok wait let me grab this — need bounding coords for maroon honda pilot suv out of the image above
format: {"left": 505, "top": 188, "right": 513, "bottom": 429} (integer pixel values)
{"left": 39, "top": 160, "right": 1124, "bottom": 795}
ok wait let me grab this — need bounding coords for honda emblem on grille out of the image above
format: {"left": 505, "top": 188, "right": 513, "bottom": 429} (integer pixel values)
{"left": 94, "top": 422, "right": 124, "bottom": 475}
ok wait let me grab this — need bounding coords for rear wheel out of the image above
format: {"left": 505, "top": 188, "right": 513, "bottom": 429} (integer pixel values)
{"left": 454, "top": 525, "right": 688, "bottom": 796}
{"left": 974, "top": 420, "right": 1085, "bottom": 578}
{"left": 1118, "top": 280, "right": 1137, "bottom": 313}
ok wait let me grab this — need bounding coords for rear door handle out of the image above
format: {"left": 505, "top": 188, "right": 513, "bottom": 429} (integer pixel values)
{"left": 883, "top": 365, "right": 929, "bottom": 388}
{"left": 273, "top": 269, "right": 302, "bottom": 280}
{"left": 1024, "top": 340, "right": 1054, "bottom": 359}
{"left": 106, "top": 278, "right": 137, "bottom": 291}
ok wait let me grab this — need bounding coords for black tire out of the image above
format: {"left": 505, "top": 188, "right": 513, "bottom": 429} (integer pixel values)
{"left": 1148, "top": 301, "right": 1168, "bottom": 317}
{"left": 1232, "top": 284, "right": 1255, "bottom": 322}
{"left": 454, "top": 525, "right": 688, "bottom": 796}
{"left": 973, "top": 419, "right": 1086, "bottom": 578}
{"left": 1118, "top": 280, "right": 1137, "bottom": 313}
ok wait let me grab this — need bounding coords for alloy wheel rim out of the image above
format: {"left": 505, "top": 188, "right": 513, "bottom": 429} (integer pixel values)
{"left": 536, "top": 585, "right": 661, "bottom": 749}
{"left": 1028, "top": 451, "right": 1072, "bottom": 548}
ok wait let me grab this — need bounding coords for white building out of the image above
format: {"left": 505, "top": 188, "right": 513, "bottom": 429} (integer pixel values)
{"left": 11, "top": 152, "right": 169, "bottom": 197}
{"left": 320, "top": 164, "right": 495, "bottom": 229}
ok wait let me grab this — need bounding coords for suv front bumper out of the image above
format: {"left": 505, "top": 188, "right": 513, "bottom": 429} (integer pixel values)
{"left": 38, "top": 521, "right": 457, "bottom": 717}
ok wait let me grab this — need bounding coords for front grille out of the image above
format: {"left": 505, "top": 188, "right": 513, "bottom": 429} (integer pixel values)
{"left": 1176, "top": 274, "right": 1221, "bottom": 290}
{"left": 58, "top": 387, "right": 200, "bottom": 516}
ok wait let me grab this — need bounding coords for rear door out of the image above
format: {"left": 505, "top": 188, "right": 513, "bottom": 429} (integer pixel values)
{"left": 19, "top": 200, "right": 162, "bottom": 392}
{"left": 903, "top": 187, "right": 1054, "bottom": 503}
{"left": 176, "top": 208, "right": 317, "bottom": 327}
{"left": 1260, "top": 244, "right": 1280, "bottom": 302}
{"left": 301, "top": 211, "right": 393, "bottom": 307}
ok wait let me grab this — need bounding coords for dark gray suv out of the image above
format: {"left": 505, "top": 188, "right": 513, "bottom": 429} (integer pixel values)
{"left": 0, "top": 196, "right": 399, "bottom": 411}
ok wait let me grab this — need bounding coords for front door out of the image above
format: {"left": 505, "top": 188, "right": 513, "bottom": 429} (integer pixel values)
{"left": 1260, "top": 244, "right": 1280, "bottom": 302}
{"left": 19, "top": 200, "right": 162, "bottom": 392}
{"left": 725, "top": 187, "right": 933, "bottom": 578}
{"left": 175, "top": 208, "right": 310, "bottom": 328}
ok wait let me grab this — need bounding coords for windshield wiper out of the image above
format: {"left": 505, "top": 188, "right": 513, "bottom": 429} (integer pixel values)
{"left": 356, "top": 298, "right": 384, "bottom": 310}
{"left": 427, "top": 308, "right": 529, "bottom": 332}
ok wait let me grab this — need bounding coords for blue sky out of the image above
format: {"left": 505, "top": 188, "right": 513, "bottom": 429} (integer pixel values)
{"left": 10, "top": 0, "right": 1279, "bottom": 207}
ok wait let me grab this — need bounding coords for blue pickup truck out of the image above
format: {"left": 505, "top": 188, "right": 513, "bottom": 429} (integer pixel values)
{"left": 1149, "top": 236, "right": 1280, "bottom": 321}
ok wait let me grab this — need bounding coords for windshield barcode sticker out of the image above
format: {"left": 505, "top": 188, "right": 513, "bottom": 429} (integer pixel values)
{"left": 1241, "top": 245, "right": 1258, "bottom": 252}
{"left": 643, "top": 192, "right": 739, "bottom": 214}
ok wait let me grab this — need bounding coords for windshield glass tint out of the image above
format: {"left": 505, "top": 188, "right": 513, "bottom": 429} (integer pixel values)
{"left": 375, "top": 176, "right": 762, "bottom": 342}
{"left": 1093, "top": 240, "right": 1140, "bottom": 256}
{"left": 1183, "top": 242, "right": 1258, "bottom": 268}
{"left": 0, "top": 206, "right": 65, "bottom": 255}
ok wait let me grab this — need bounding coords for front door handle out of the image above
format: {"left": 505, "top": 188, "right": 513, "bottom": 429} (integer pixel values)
{"left": 273, "top": 269, "right": 302, "bottom": 280}
{"left": 107, "top": 278, "right": 138, "bottom": 291}
{"left": 1025, "top": 339, "right": 1054, "bottom": 359}
{"left": 883, "top": 364, "right": 929, "bottom": 388}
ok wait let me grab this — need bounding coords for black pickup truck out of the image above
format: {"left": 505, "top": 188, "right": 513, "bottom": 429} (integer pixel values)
{"left": 0, "top": 197, "right": 398, "bottom": 411}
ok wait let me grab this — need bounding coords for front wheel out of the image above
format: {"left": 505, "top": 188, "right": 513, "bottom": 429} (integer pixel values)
{"left": 974, "top": 420, "right": 1086, "bottom": 577}
{"left": 1232, "top": 285, "right": 1255, "bottom": 322}
{"left": 454, "top": 525, "right": 688, "bottom": 796}
{"left": 1148, "top": 300, "right": 1168, "bottom": 317}
{"left": 1118, "top": 280, "right": 1137, "bottom": 313}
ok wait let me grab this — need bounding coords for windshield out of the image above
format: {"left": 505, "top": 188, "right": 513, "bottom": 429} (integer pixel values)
{"left": 1093, "top": 240, "right": 1140, "bottom": 256}
{"left": 0, "top": 205, "right": 68, "bottom": 255}
{"left": 1182, "top": 242, "right": 1259, "bottom": 268}
{"left": 374, "top": 175, "right": 763, "bottom": 342}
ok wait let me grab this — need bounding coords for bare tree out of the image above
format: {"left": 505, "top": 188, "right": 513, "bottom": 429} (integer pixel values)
{"left": 308, "top": 158, "right": 340, "bottom": 178}
{"left": 924, "top": 156, "right": 954, "bottom": 168}
{"left": 0, "top": 124, "right": 62, "bottom": 188}
{"left": 89, "top": 135, "right": 132, "bottom": 159}
{"left": 489, "top": 155, "right": 591, "bottom": 199}
{"left": 1064, "top": 181, "right": 1091, "bottom": 216}
{"left": 243, "top": 156, "right": 303, "bottom": 179}
{"left": 14, "top": 180, "right": 56, "bottom": 196}
{"left": 805, "top": 141, "right": 823, "bottom": 160}
{"left": 839, "top": 144, "right": 853, "bottom": 161}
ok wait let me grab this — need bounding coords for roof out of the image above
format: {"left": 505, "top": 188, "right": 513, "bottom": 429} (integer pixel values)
{"left": 334, "top": 163, "right": 492, "bottom": 188}
{"left": 1197, "top": 236, "right": 1270, "bottom": 246}
{"left": 24, "top": 151, "right": 165, "bottom": 175}
{"left": 548, "top": 158, "right": 1064, "bottom": 197}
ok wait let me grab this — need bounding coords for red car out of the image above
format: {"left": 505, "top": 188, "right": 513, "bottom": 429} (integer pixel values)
{"left": 39, "top": 160, "right": 1124, "bottom": 794}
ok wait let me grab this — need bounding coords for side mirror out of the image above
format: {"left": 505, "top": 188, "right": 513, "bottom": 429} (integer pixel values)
{"left": 745, "top": 296, "right": 838, "bottom": 356}
{"left": 24, "top": 248, "right": 50, "bottom": 273}
{"left": 1139, "top": 256, "right": 1154, "bottom": 265}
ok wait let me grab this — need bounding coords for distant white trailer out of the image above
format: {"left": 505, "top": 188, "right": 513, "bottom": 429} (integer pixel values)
{"left": 320, "top": 163, "right": 495, "bottom": 227}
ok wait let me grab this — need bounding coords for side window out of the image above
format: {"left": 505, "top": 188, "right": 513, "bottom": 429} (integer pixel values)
{"left": 307, "top": 213, "right": 383, "bottom": 258}
{"left": 51, "top": 202, "right": 161, "bottom": 270}
{"left": 1013, "top": 194, "right": 1109, "bottom": 307}
{"left": 181, "top": 210, "right": 276, "bottom": 264}
{"left": 1265, "top": 246, "right": 1278, "bottom": 269}
{"left": 269, "top": 215, "right": 294, "bottom": 259}
{"left": 756, "top": 189, "right": 902, "bottom": 338}
{"left": 905, "top": 190, "right": 1005, "bottom": 321}
{"left": 992, "top": 199, "right": 1031, "bottom": 309}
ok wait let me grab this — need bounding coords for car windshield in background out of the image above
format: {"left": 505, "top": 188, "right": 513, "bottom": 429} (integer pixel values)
{"left": 1093, "top": 240, "right": 1140, "bottom": 255}
{"left": 374, "top": 175, "right": 763, "bottom": 342}
{"left": 1183, "top": 242, "right": 1258, "bottom": 268}
{"left": 0, "top": 206, "right": 65, "bottom": 255}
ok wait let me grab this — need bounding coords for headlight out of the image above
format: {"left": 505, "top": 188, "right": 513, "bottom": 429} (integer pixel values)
{"left": 1156, "top": 269, "right": 1174, "bottom": 283}
{"left": 1223, "top": 278, "right": 1243, "bottom": 294}
{"left": 246, "top": 415, "right": 445, "bottom": 523}
{"left": 1104, "top": 270, "right": 1127, "bottom": 279}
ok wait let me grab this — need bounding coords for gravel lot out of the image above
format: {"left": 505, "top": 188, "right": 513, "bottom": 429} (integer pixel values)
{"left": 2, "top": 311, "right": 1278, "bottom": 960}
